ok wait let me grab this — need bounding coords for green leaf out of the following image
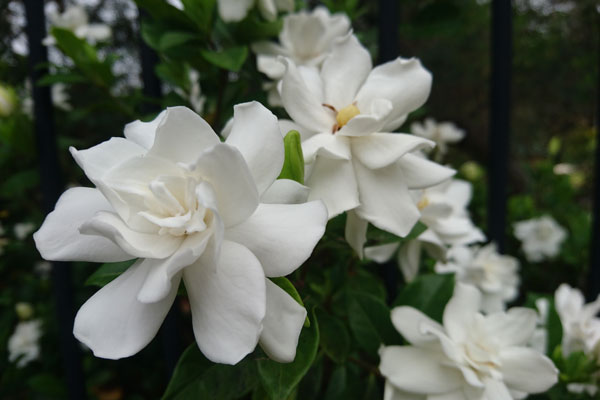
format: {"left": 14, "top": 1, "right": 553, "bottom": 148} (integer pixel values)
{"left": 346, "top": 291, "right": 401, "bottom": 354}
{"left": 200, "top": 46, "right": 248, "bottom": 72}
{"left": 163, "top": 344, "right": 258, "bottom": 400}
{"left": 27, "top": 374, "right": 67, "bottom": 398}
{"left": 392, "top": 273, "right": 455, "bottom": 323}
{"left": 278, "top": 130, "right": 305, "bottom": 184}
{"left": 181, "top": 0, "right": 216, "bottom": 34}
{"left": 323, "top": 366, "right": 346, "bottom": 400}
{"left": 158, "top": 32, "right": 199, "bottom": 51}
{"left": 366, "top": 221, "right": 427, "bottom": 245}
{"left": 135, "top": 0, "right": 197, "bottom": 29}
{"left": 37, "top": 72, "right": 86, "bottom": 86}
{"left": 315, "top": 309, "right": 350, "bottom": 363}
{"left": 0, "top": 169, "right": 39, "bottom": 199}
{"left": 84, "top": 260, "right": 136, "bottom": 287}
{"left": 269, "top": 277, "right": 310, "bottom": 327}
{"left": 257, "top": 309, "right": 319, "bottom": 400}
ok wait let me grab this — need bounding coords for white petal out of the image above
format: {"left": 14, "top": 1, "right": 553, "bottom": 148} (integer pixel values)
{"left": 355, "top": 58, "right": 432, "bottom": 132}
{"left": 481, "top": 379, "right": 512, "bottom": 400}
{"left": 280, "top": 58, "right": 333, "bottom": 132}
{"left": 191, "top": 143, "right": 259, "bottom": 227}
{"left": 396, "top": 154, "right": 455, "bottom": 189}
{"left": 226, "top": 102, "right": 284, "bottom": 195}
{"left": 499, "top": 347, "right": 558, "bottom": 393}
{"left": 225, "top": 201, "right": 327, "bottom": 277}
{"left": 73, "top": 260, "right": 179, "bottom": 359}
{"left": 260, "top": 179, "right": 309, "bottom": 204}
{"left": 259, "top": 279, "right": 307, "bottom": 362}
{"left": 306, "top": 158, "right": 359, "bottom": 218}
{"left": 123, "top": 110, "right": 166, "bottom": 150}
{"left": 148, "top": 106, "right": 220, "bottom": 165}
{"left": 184, "top": 240, "right": 266, "bottom": 364}
{"left": 137, "top": 231, "right": 212, "bottom": 303}
{"left": 353, "top": 160, "right": 421, "bottom": 237}
{"left": 34, "top": 187, "right": 131, "bottom": 262}
{"left": 384, "top": 382, "right": 426, "bottom": 400}
{"left": 321, "top": 34, "right": 372, "bottom": 109}
{"left": 257, "top": 0, "right": 277, "bottom": 21}
{"left": 302, "top": 133, "right": 351, "bottom": 162}
{"left": 80, "top": 211, "right": 183, "bottom": 259}
{"left": 398, "top": 240, "right": 421, "bottom": 282}
{"left": 217, "top": 0, "right": 253, "bottom": 22}
{"left": 390, "top": 306, "right": 443, "bottom": 346}
{"left": 485, "top": 307, "right": 537, "bottom": 347}
{"left": 379, "top": 346, "right": 462, "bottom": 394}
{"left": 351, "top": 133, "right": 433, "bottom": 170}
{"left": 345, "top": 209, "right": 368, "bottom": 258}
{"left": 69, "top": 138, "right": 146, "bottom": 184}
{"left": 256, "top": 54, "right": 286, "bottom": 79}
{"left": 428, "top": 391, "right": 470, "bottom": 400}
{"left": 443, "top": 283, "right": 481, "bottom": 342}
{"left": 336, "top": 99, "right": 393, "bottom": 137}
{"left": 364, "top": 242, "right": 399, "bottom": 263}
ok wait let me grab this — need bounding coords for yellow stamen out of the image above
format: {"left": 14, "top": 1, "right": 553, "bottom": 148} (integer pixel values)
{"left": 417, "top": 197, "right": 430, "bottom": 210}
{"left": 336, "top": 104, "right": 360, "bottom": 128}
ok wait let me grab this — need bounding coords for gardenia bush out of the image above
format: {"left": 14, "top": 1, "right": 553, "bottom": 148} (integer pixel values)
{"left": 3, "top": 1, "right": 598, "bottom": 398}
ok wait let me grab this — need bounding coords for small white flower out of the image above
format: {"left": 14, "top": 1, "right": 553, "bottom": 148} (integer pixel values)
{"left": 52, "top": 83, "right": 72, "bottom": 111}
{"left": 379, "top": 283, "right": 558, "bottom": 399}
{"left": 513, "top": 215, "right": 567, "bottom": 262}
{"left": 435, "top": 243, "right": 520, "bottom": 313}
{"left": 567, "top": 383, "right": 598, "bottom": 396}
{"left": 554, "top": 284, "right": 600, "bottom": 358}
{"left": 252, "top": 7, "right": 350, "bottom": 95}
{"left": 14, "top": 222, "right": 35, "bottom": 240}
{"left": 529, "top": 297, "right": 550, "bottom": 354}
{"left": 218, "top": 0, "right": 293, "bottom": 22}
{"left": 8, "top": 320, "right": 43, "bottom": 368}
{"left": 43, "top": 5, "right": 111, "bottom": 46}
{"left": 411, "top": 118, "right": 465, "bottom": 161}
{"left": 34, "top": 102, "right": 327, "bottom": 364}
{"left": 278, "top": 34, "right": 454, "bottom": 252}
{"left": 174, "top": 69, "right": 205, "bottom": 115}
{"left": 365, "top": 179, "right": 485, "bottom": 282}
{"left": 553, "top": 163, "right": 576, "bottom": 175}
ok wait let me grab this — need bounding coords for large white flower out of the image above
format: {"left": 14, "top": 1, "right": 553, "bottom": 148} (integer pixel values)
{"left": 379, "top": 283, "right": 558, "bottom": 400}
{"left": 279, "top": 34, "right": 454, "bottom": 250}
{"left": 8, "top": 320, "right": 43, "bottom": 368}
{"left": 218, "top": 0, "right": 293, "bottom": 22}
{"left": 435, "top": 243, "right": 519, "bottom": 313}
{"left": 513, "top": 215, "right": 567, "bottom": 262}
{"left": 34, "top": 102, "right": 327, "bottom": 364}
{"left": 554, "top": 284, "right": 600, "bottom": 358}
{"left": 365, "top": 178, "right": 485, "bottom": 281}
{"left": 410, "top": 118, "right": 465, "bottom": 161}
{"left": 252, "top": 7, "right": 350, "bottom": 80}
{"left": 43, "top": 5, "right": 111, "bottom": 46}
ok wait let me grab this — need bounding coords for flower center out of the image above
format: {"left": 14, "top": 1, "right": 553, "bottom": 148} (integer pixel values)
{"left": 536, "top": 223, "right": 553, "bottom": 240}
{"left": 336, "top": 104, "right": 360, "bottom": 128}
{"left": 417, "top": 196, "right": 430, "bottom": 211}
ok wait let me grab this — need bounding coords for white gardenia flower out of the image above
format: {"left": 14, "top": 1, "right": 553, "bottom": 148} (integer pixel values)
{"left": 529, "top": 297, "right": 550, "bottom": 354}
{"left": 365, "top": 179, "right": 485, "bottom": 282}
{"left": 279, "top": 34, "right": 454, "bottom": 253}
{"left": 218, "top": 0, "right": 293, "bottom": 22}
{"left": 34, "top": 102, "right": 328, "bottom": 364}
{"left": 513, "top": 215, "right": 567, "bottom": 262}
{"left": 379, "top": 283, "right": 558, "bottom": 400}
{"left": 8, "top": 320, "right": 43, "bottom": 368}
{"left": 554, "top": 283, "right": 600, "bottom": 358}
{"left": 43, "top": 5, "right": 111, "bottom": 46}
{"left": 410, "top": 118, "right": 465, "bottom": 161}
{"left": 252, "top": 7, "right": 350, "bottom": 80}
{"left": 435, "top": 243, "right": 520, "bottom": 313}
{"left": 14, "top": 222, "right": 36, "bottom": 240}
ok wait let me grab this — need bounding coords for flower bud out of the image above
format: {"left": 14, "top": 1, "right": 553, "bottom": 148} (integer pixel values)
{"left": 15, "top": 302, "right": 34, "bottom": 320}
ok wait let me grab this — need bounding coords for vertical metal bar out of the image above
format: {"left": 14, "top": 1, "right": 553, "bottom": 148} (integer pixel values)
{"left": 377, "top": 0, "right": 400, "bottom": 302}
{"left": 137, "top": 9, "right": 181, "bottom": 376}
{"left": 23, "top": 1, "right": 86, "bottom": 399}
{"left": 488, "top": 0, "right": 512, "bottom": 253}
{"left": 588, "top": 30, "right": 600, "bottom": 301}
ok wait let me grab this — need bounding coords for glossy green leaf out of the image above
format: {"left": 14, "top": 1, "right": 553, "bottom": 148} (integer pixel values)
{"left": 158, "top": 32, "right": 199, "bottom": 51}
{"left": 315, "top": 309, "right": 350, "bottom": 363}
{"left": 84, "top": 260, "right": 136, "bottom": 287}
{"left": 278, "top": 130, "right": 304, "bottom": 184}
{"left": 257, "top": 309, "right": 319, "bottom": 400}
{"left": 392, "top": 273, "right": 455, "bottom": 323}
{"left": 181, "top": 0, "right": 216, "bottom": 34}
{"left": 200, "top": 46, "right": 248, "bottom": 72}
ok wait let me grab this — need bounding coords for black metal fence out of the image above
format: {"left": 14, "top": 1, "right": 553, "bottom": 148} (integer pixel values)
{"left": 22, "top": 1, "right": 600, "bottom": 399}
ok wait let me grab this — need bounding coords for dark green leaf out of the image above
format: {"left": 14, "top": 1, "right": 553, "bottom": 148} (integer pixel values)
{"left": 323, "top": 366, "right": 346, "bottom": 400}
{"left": 257, "top": 309, "right": 319, "bottom": 400}
{"left": 347, "top": 291, "right": 401, "bottom": 354}
{"left": 200, "top": 46, "right": 248, "bottom": 72}
{"left": 159, "top": 32, "right": 199, "bottom": 51}
{"left": 181, "top": 0, "right": 216, "bottom": 34}
{"left": 84, "top": 260, "right": 136, "bottom": 287}
{"left": 392, "top": 273, "right": 455, "bottom": 323}
{"left": 277, "top": 130, "right": 304, "bottom": 184}
{"left": 27, "top": 374, "right": 67, "bottom": 398}
{"left": 316, "top": 309, "right": 350, "bottom": 363}
{"left": 37, "top": 73, "right": 86, "bottom": 86}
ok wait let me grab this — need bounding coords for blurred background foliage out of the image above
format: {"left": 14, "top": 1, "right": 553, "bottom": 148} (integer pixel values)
{"left": 0, "top": 0, "right": 599, "bottom": 398}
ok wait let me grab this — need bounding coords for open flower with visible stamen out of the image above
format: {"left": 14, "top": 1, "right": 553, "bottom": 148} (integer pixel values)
{"left": 379, "top": 283, "right": 559, "bottom": 400}
{"left": 34, "top": 102, "right": 327, "bottom": 364}
{"left": 278, "top": 34, "right": 454, "bottom": 253}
